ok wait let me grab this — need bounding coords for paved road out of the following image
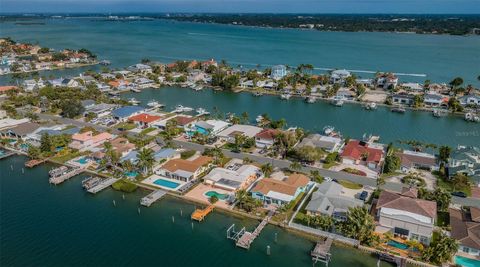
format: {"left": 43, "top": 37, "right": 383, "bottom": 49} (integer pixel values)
{"left": 37, "top": 113, "right": 480, "bottom": 208}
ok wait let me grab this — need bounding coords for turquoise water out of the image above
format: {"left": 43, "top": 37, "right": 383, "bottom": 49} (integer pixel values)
{"left": 125, "top": 171, "right": 139, "bottom": 177}
{"left": 205, "top": 190, "right": 229, "bottom": 200}
{"left": 75, "top": 157, "right": 88, "bottom": 164}
{"left": 1, "top": 155, "right": 396, "bottom": 267}
{"left": 455, "top": 256, "right": 480, "bottom": 267}
{"left": 0, "top": 18, "right": 479, "bottom": 85}
{"left": 123, "top": 87, "right": 479, "bottom": 147}
{"left": 387, "top": 240, "right": 409, "bottom": 250}
{"left": 153, "top": 178, "right": 180, "bottom": 189}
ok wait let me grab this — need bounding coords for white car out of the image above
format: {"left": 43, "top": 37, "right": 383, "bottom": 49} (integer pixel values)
{"left": 324, "top": 177, "right": 333, "bottom": 182}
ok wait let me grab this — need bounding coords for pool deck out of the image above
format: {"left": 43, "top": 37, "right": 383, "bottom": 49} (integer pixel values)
{"left": 142, "top": 174, "right": 185, "bottom": 192}
{"left": 184, "top": 183, "right": 231, "bottom": 209}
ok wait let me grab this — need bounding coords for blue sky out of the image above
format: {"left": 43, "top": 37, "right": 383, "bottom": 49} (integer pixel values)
{"left": 1, "top": 0, "right": 480, "bottom": 14}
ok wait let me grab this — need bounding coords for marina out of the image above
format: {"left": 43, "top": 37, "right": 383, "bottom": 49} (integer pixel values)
{"left": 140, "top": 189, "right": 167, "bottom": 207}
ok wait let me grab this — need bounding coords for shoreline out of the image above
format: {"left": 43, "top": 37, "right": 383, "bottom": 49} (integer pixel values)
{"left": 1, "top": 148, "right": 435, "bottom": 267}
{"left": 0, "top": 62, "right": 99, "bottom": 76}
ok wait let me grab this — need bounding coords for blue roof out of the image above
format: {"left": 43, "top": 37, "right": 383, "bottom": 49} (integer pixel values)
{"left": 112, "top": 106, "right": 145, "bottom": 118}
{"left": 154, "top": 148, "right": 176, "bottom": 161}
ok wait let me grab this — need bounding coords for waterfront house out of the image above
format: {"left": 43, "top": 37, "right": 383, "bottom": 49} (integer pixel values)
{"left": 392, "top": 93, "right": 414, "bottom": 105}
{"left": 341, "top": 140, "right": 385, "bottom": 171}
{"left": 401, "top": 82, "right": 423, "bottom": 92}
{"left": 250, "top": 173, "right": 310, "bottom": 206}
{"left": 0, "top": 85, "right": 17, "bottom": 95}
{"left": 459, "top": 94, "right": 480, "bottom": 106}
{"left": 0, "top": 122, "right": 40, "bottom": 139}
{"left": 108, "top": 79, "right": 130, "bottom": 90}
{"left": 201, "top": 59, "right": 217, "bottom": 70}
{"left": 127, "top": 63, "right": 152, "bottom": 74}
{"left": 204, "top": 162, "right": 262, "bottom": 191}
{"left": 111, "top": 106, "right": 145, "bottom": 122}
{"left": 423, "top": 93, "right": 447, "bottom": 107}
{"left": 0, "top": 118, "right": 30, "bottom": 131}
{"left": 448, "top": 146, "right": 480, "bottom": 186}
{"left": 271, "top": 65, "right": 287, "bottom": 80}
{"left": 449, "top": 207, "right": 480, "bottom": 259}
{"left": 22, "top": 79, "right": 45, "bottom": 91}
{"left": 155, "top": 156, "right": 213, "bottom": 183}
{"left": 395, "top": 150, "right": 439, "bottom": 173}
{"left": 26, "top": 125, "right": 80, "bottom": 147}
{"left": 255, "top": 128, "right": 280, "bottom": 148}
{"left": 61, "top": 78, "right": 79, "bottom": 88}
{"left": 305, "top": 181, "right": 364, "bottom": 221}
{"left": 110, "top": 137, "right": 136, "bottom": 157}
{"left": 128, "top": 113, "right": 162, "bottom": 128}
{"left": 330, "top": 69, "right": 351, "bottom": 84}
{"left": 375, "top": 187, "right": 436, "bottom": 244}
{"left": 83, "top": 103, "right": 117, "bottom": 118}
{"left": 192, "top": 120, "right": 230, "bottom": 136}
{"left": 297, "top": 134, "right": 343, "bottom": 153}
{"left": 376, "top": 73, "right": 398, "bottom": 90}
{"left": 217, "top": 124, "right": 263, "bottom": 143}
{"left": 187, "top": 69, "right": 206, "bottom": 83}
{"left": 69, "top": 131, "right": 113, "bottom": 151}
{"left": 134, "top": 77, "right": 155, "bottom": 88}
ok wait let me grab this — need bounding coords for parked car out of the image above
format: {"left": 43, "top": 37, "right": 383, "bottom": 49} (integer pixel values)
{"left": 359, "top": 191, "right": 368, "bottom": 201}
{"left": 451, "top": 191, "right": 467, "bottom": 198}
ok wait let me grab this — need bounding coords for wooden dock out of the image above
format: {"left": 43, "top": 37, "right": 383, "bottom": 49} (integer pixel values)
{"left": 232, "top": 210, "right": 274, "bottom": 249}
{"left": 49, "top": 167, "right": 85, "bottom": 185}
{"left": 191, "top": 204, "right": 214, "bottom": 221}
{"left": 87, "top": 178, "right": 117, "bottom": 194}
{"left": 311, "top": 238, "right": 333, "bottom": 266}
{"left": 25, "top": 158, "right": 47, "bottom": 168}
{"left": 140, "top": 189, "right": 167, "bottom": 207}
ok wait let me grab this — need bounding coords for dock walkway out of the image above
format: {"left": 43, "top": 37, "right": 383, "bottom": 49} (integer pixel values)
{"left": 49, "top": 167, "right": 85, "bottom": 185}
{"left": 0, "top": 150, "right": 16, "bottom": 160}
{"left": 87, "top": 178, "right": 117, "bottom": 194}
{"left": 311, "top": 238, "right": 333, "bottom": 266}
{"left": 191, "top": 204, "right": 214, "bottom": 221}
{"left": 235, "top": 210, "right": 274, "bottom": 249}
{"left": 140, "top": 189, "right": 167, "bottom": 207}
{"left": 25, "top": 158, "right": 48, "bottom": 168}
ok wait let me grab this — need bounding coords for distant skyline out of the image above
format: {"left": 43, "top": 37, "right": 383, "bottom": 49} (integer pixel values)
{"left": 1, "top": 0, "right": 480, "bottom": 14}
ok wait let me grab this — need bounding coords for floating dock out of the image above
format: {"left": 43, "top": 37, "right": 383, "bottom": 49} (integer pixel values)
{"left": 49, "top": 167, "right": 85, "bottom": 185}
{"left": 227, "top": 210, "right": 274, "bottom": 249}
{"left": 191, "top": 204, "right": 214, "bottom": 221}
{"left": 140, "top": 189, "right": 167, "bottom": 207}
{"left": 25, "top": 158, "right": 47, "bottom": 168}
{"left": 87, "top": 178, "right": 117, "bottom": 194}
{"left": 311, "top": 238, "right": 333, "bottom": 266}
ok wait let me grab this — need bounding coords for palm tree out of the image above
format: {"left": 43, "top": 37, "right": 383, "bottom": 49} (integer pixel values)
{"left": 338, "top": 206, "right": 377, "bottom": 245}
{"left": 240, "top": 111, "right": 249, "bottom": 124}
{"left": 260, "top": 163, "right": 273, "bottom": 177}
{"left": 136, "top": 148, "right": 155, "bottom": 175}
{"left": 289, "top": 161, "right": 302, "bottom": 172}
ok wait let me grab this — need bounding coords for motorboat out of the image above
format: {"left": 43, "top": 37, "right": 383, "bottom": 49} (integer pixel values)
{"left": 432, "top": 109, "right": 448, "bottom": 117}
{"left": 465, "top": 112, "right": 480, "bottom": 122}
{"left": 280, "top": 93, "right": 291, "bottom": 100}
{"left": 305, "top": 96, "right": 316, "bottom": 103}
{"left": 173, "top": 105, "right": 193, "bottom": 113}
{"left": 128, "top": 98, "right": 140, "bottom": 105}
{"left": 196, "top": 108, "right": 210, "bottom": 116}
{"left": 323, "top": 125, "right": 334, "bottom": 136}
{"left": 147, "top": 100, "right": 164, "bottom": 108}
{"left": 391, "top": 106, "right": 406, "bottom": 113}
{"left": 253, "top": 91, "right": 263, "bottom": 97}
{"left": 365, "top": 102, "right": 377, "bottom": 110}
{"left": 256, "top": 115, "right": 264, "bottom": 123}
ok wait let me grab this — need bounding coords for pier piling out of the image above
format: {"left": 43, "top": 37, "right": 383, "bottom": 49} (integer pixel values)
{"left": 138, "top": 207, "right": 141, "bottom": 214}
{"left": 172, "top": 216, "right": 175, "bottom": 223}
{"left": 267, "top": 245, "right": 271, "bottom": 255}
{"left": 274, "top": 233, "right": 278, "bottom": 243}
{"left": 113, "top": 200, "right": 116, "bottom": 207}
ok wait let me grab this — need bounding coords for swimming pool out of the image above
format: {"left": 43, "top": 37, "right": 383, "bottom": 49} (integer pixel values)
{"left": 125, "top": 171, "right": 139, "bottom": 178}
{"left": 387, "top": 240, "right": 409, "bottom": 250}
{"left": 76, "top": 157, "right": 88, "bottom": 165}
{"left": 153, "top": 178, "right": 180, "bottom": 189}
{"left": 455, "top": 256, "right": 480, "bottom": 267}
{"left": 205, "top": 191, "right": 228, "bottom": 200}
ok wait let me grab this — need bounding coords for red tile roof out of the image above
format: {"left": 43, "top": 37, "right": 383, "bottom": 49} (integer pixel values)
{"left": 128, "top": 113, "right": 162, "bottom": 123}
{"left": 255, "top": 129, "right": 280, "bottom": 140}
{"left": 341, "top": 140, "right": 384, "bottom": 163}
{"left": 172, "top": 116, "right": 196, "bottom": 126}
{"left": 0, "top": 86, "right": 17, "bottom": 93}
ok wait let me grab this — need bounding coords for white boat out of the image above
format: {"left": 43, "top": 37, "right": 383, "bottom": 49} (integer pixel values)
{"left": 253, "top": 91, "right": 263, "bottom": 97}
{"left": 465, "top": 112, "right": 480, "bottom": 122}
{"left": 130, "top": 87, "right": 141, "bottom": 93}
{"left": 193, "top": 84, "right": 204, "bottom": 91}
{"left": 332, "top": 99, "right": 344, "bottom": 107}
{"left": 196, "top": 108, "right": 210, "bottom": 116}
{"left": 433, "top": 109, "right": 448, "bottom": 117}
{"left": 365, "top": 102, "right": 377, "bottom": 110}
{"left": 305, "top": 96, "right": 316, "bottom": 103}
{"left": 255, "top": 115, "right": 264, "bottom": 123}
{"left": 147, "top": 100, "right": 164, "bottom": 108}
{"left": 128, "top": 98, "right": 140, "bottom": 105}
{"left": 173, "top": 105, "right": 193, "bottom": 113}
{"left": 323, "top": 126, "right": 334, "bottom": 136}
{"left": 280, "top": 93, "right": 291, "bottom": 100}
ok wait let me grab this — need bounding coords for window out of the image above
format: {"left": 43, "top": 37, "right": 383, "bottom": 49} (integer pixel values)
{"left": 411, "top": 234, "right": 419, "bottom": 241}
{"left": 463, "top": 246, "right": 470, "bottom": 253}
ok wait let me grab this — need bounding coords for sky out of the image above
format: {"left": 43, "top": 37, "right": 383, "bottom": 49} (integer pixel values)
{"left": 1, "top": 0, "right": 480, "bottom": 14}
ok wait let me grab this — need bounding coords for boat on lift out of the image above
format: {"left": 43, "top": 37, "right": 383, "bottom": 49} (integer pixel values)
{"left": 172, "top": 105, "right": 193, "bottom": 113}
{"left": 432, "top": 109, "right": 448, "bottom": 118}
{"left": 128, "top": 98, "right": 140, "bottom": 105}
{"left": 305, "top": 96, "right": 316, "bottom": 103}
{"left": 365, "top": 102, "right": 377, "bottom": 110}
{"left": 196, "top": 108, "right": 210, "bottom": 116}
{"left": 253, "top": 91, "right": 263, "bottom": 97}
{"left": 280, "top": 93, "right": 292, "bottom": 100}
{"left": 465, "top": 112, "right": 480, "bottom": 122}
{"left": 147, "top": 100, "right": 164, "bottom": 108}
{"left": 331, "top": 96, "right": 344, "bottom": 107}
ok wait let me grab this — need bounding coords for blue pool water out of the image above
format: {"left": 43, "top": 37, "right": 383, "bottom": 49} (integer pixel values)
{"left": 153, "top": 178, "right": 180, "bottom": 189}
{"left": 75, "top": 157, "right": 88, "bottom": 165}
{"left": 455, "top": 256, "right": 480, "bottom": 267}
{"left": 124, "top": 171, "right": 138, "bottom": 178}
{"left": 387, "top": 240, "right": 409, "bottom": 250}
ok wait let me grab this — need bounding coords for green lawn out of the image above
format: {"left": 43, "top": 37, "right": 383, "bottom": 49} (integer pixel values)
{"left": 338, "top": 180, "right": 363, "bottom": 190}
{"left": 112, "top": 179, "right": 138, "bottom": 193}
{"left": 434, "top": 172, "right": 472, "bottom": 196}
{"left": 116, "top": 122, "right": 137, "bottom": 130}
{"left": 322, "top": 162, "right": 339, "bottom": 169}
{"left": 180, "top": 150, "right": 196, "bottom": 159}
{"left": 140, "top": 127, "right": 156, "bottom": 135}
{"left": 51, "top": 150, "right": 87, "bottom": 163}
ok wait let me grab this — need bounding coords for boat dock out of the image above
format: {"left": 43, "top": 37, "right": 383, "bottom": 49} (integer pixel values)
{"left": 191, "top": 204, "right": 214, "bottom": 221}
{"left": 378, "top": 253, "right": 407, "bottom": 267}
{"left": 311, "top": 238, "right": 333, "bottom": 266}
{"left": 227, "top": 210, "right": 274, "bottom": 249}
{"left": 140, "top": 189, "right": 167, "bottom": 207}
{"left": 87, "top": 178, "right": 117, "bottom": 194}
{"left": 49, "top": 167, "right": 85, "bottom": 185}
{"left": 0, "top": 150, "right": 16, "bottom": 160}
{"left": 25, "top": 158, "right": 47, "bottom": 168}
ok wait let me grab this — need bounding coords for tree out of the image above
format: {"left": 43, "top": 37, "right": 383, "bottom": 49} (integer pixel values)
{"left": 448, "top": 97, "right": 463, "bottom": 112}
{"left": 412, "top": 95, "right": 424, "bottom": 108}
{"left": 260, "top": 163, "right": 273, "bottom": 177}
{"left": 438, "top": 146, "right": 451, "bottom": 163}
{"left": 324, "top": 152, "right": 339, "bottom": 164}
{"left": 40, "top": 133, "right": 52, "bottom": 153}
{"left": 235, "top": 189, "right": 262, "bottom": 212}
{"left": 421, "top": 231, "right": 458, "bottom": 265}
{"left": 337, "top": 206, "right": 378, "bottom": 245}
{"left": 289, "top": 161, "right": 302, "bottom": 171}
{"left": 383, "top": 154, "right": 401, "bottom": 173}
{"left": 419, "top": 188, "right": 451, "bottom": 211}
{"left": 59, "top": 99, "right": 85, "bottom": 118}
{"left": 293, "top": 146, "right": 324, "bottom": 162}
{"left": 209, "top": 195, "right": 219, "bottom": 204}
{"left": 451, "top": 173, "right": 471, "bottom": 191}
{"left": 240, "top": 111, "right": 249, "bottom": 124}
{"left": 27, "top": 145, "right": 41, "bottom": 159}
{"left": 449, "top": 77, "right": 464, "bottom": 90}
{"left": 136, "top": 148, "right": 155, "bottom": 175}
{"left": 274, "top": 131, "right": 297, "bottom": 159}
